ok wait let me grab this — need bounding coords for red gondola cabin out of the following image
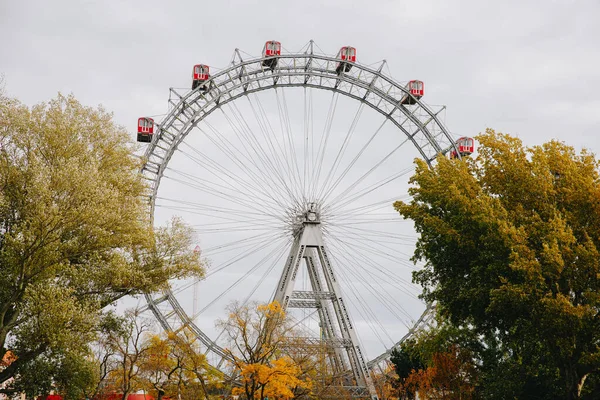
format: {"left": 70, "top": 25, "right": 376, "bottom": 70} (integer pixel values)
{"left": 137, "top": 117, "right": 154, "bottom": 143}
{"left": 450, "top": 137, "right": 475, "bottom": 159}
{"left": 192, "top": 64, "right": 210, "bottom": 91}
{"left": 336, "top": 46, "right": 356, "bottom": 75}
{"left": 400, "top": 80, "right": 424, "bottom": 105}
{"left": 262, "top": 41, "right": 281, "bottom": 70}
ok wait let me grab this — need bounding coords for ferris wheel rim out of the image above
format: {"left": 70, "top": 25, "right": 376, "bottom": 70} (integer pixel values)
{"left": 141, "top": 45, "right": 454, "bottom": 371}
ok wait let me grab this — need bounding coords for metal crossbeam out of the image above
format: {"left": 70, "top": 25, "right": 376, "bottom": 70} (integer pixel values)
{"left": 291, "top": 290, "right": 336, "bottom": 299}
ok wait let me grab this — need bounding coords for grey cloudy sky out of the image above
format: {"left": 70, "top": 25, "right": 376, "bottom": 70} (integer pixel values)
{"left": 2, "top": 0, "right": 600, "bottom": 361}
{"left": 2, "top": 0, "right": 599, "bottom": 150}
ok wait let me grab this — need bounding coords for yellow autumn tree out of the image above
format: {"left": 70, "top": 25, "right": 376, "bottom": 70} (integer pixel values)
{"left": 218, "top": 301, "right": 312, "bottom": 399}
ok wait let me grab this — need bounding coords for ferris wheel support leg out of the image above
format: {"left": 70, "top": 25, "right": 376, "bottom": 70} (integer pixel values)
{"left": 305, "top": 250, "right": 347, "bottom": 373}
{"left": 272, "top": 220, "right": 379, "bottom": 400}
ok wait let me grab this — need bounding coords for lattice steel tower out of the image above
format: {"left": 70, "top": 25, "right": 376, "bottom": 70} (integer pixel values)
{"left": 274, "top": 203, "right": 378, "bottom": 400}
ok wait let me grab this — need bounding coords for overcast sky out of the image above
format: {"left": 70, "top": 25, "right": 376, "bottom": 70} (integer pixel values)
{"left": 2, "top": 0, "right": 600, "bottom": 361}
{"left": 2, "top": 0, "right": 599, "bottom": 151}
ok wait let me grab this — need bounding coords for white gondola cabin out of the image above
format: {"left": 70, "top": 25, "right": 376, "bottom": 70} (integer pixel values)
{"left": 262, "top": 41, "right": 281, "bottom": 70}
{"left": 336, "top": 46, "right": 356, "bottom": 75}
{"left": 450, "top": 137, "right": 475, "bottom": 159}
{"left": 137, "top": 117, "right": 154, "bottom": 143}
{"left": 192, "top": 64, "right": 210, "bottom": 91}
{"left": 400, "top": 80, "right": 424, "bottom": 105}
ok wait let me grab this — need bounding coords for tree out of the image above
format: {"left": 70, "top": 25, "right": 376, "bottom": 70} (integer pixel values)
{"left": 106, "top": 311, "right": 154, "bottom": 400}
{"left": 0, "top": 93, "right": 204, "bottom": 393}
{"left": 395, "top": 129, "right": 600, "bottom": 398}
{"left": 138, "top": 330, "right": 216, "bottom": 400}
{"left": 218, "top": 301, "right": 311, "bottom": 399}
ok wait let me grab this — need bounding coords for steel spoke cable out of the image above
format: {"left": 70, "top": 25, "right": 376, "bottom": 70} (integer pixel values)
{"left": 268, "top": 89, "right": 301, "bottom": 202}
{"left": 156, "top": 207, "right": 282, "bottom": 229}
{"left": 175, "top": 146, "right": 286, "bottom": 214}
{"left": 276, "top": 88, "right": 304, "bottom": 201}
{"left": 324, "top": 233, "right": 422, "bottom": 295}
{"left": 325, "top": 232, "right": 421, "bottom": 297}
{"left": 329, "top": 229, "right": 417, "bottom": 268}
{"left": 327, "top": 166, "right": 415, "bottom": 211}
{"left": 211, "top": 243, "right": 290, "bottom": 346}
{"left": 156, "top": 196, "right": 278, "bottom": 219}
{"left": 317, "top": 102, "right": 365, "bottom": 201}
{"left": 250, "top": 93, "right": 295, "bottom": 189}
{"left": 317, "top": 117, "right": 388, "bottom": 205}
{"left": 170, "top": 233, "right": 288, "bottom": 297}
{"left": 165, "top": 167, "right": 284, "bottom": 212}
{"left": 328, "top": 250, "right": 394, "bottom": 346}
{"left": 326, "top": 224, "right": 416, "bottom": 242}
{"left": 251, "top": 93, "right": 304, "bottom": 209}
{"left": 327, "top": 239, "right": 418, "bottom": 324}
{"left": 162, "top": 175, "right": 284, "bottom": 221}
{"left": 203, "top": 231, "right": 285, "bottom": 256}
{"left": 335, "top": 266, "right": 394, "bottom": 349}
{"left": 224, "top": 101, "right": 298, "bottom": 207}
{"left": 197, "top": 124, "right": 291, "bottom": 211}
{"left": 327, "top": 195, "right": 409, "bottom": 219}
{"left": 326, "top": 240, "right": 414, "bottom": 328}
{"left": 323, "top": 137, "right": 412, "bottom": 208}
{"left": 245, "top": 95, "right": 293, "bottom": 193}
{"left": 310, "top": 92, "right": 339, "bottom": 201}
{"left": 189, "top": 122, "right": 291, "bottom": 210}
{"left": 194, "top": 239, "right": 290, "bottom": 316}
{"left": 164, "top": 150, "right": 286, "bottom": 220}
{"left": 187, "top": 119, "right": 291, "bottom": 206}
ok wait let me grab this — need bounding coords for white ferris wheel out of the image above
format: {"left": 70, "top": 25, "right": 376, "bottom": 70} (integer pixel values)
{"left": 136, "top": 40, "right": 473, "bottom": 399}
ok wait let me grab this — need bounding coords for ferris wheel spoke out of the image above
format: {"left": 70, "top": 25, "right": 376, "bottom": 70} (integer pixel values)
{"left": 219, "top": 103, "right": 300, "bottom": 207}
{"left": 325, "top": 234, "right": 422, "bottom": 297}
{"left": 171, "top": 234, "right": 287, "bottom": 298}
{"left": 165, "top": 167, "right": 284, "bottom": 212}
{"left": 328, "top": 167, "right": 415, "bottom": 212}
{"left": 248, "top": 93, "right": 302, "bottom": 206}
{"left": 324, "top": 137, "right": 413, "bottom": 208}
{"left": 327, "top": 246, "right": 414, "bottom": 329}
{"left": 333, "top": 258, "right": 396, "bottom": 348}
{"left": 173, "top": 148, "right": 284, "bottom": 211}
{"left": 156, "top": 197, "right": 280, "bottom": 220}
{"left": 327, "top": 195, "right": 408, "bottom": 219}
{"left": 330, "top": 230, "right": 415, "bottom": 262}
{"left": 317, "top": 102, "right": 365, "bottom": 201}
{"left": 275, "top": 88, "right": 304, "bottom": 202}
{"left": 317, "top": 117, "right": 387, "bottom": 204}
{"left": 327, "top": 233, "right": 420, "bottom": 289}
{"left": 202, "top": 231, "right": 286, "bottom": 256}
{"left": 310, "top": 91, "right": 339, "bottom": 202}
{"left": 161, "top": 172, "right": 285, "bottom": 222}
{"left": 326, "top": 224, "right": 416, "bottom": 243}
{"left": 210, "top": 243, "right": 289, "bottom": 344}
{"left": 179, "top": 136, "right": 291, "bottom": 211}
{"left": 328, "top": 245, "right": 421, "bottom": 325}
{"left": 194, "top": 239, "right": 289, "bottom": 317}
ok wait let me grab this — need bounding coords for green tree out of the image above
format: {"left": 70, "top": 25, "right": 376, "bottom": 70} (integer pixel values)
{"left": 0, "top": 93, "right": 204, "bottom": 393}
{"left": 395, "top": 129, "right": 600, "bottom": 399}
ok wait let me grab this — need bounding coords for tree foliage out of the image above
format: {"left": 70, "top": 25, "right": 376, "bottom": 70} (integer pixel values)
{"left": 395, "top": 129, "right": 600, "bottom": 398}
{"left": 218, "top": 301, "right": 312, "bottom": 399}
{"left": 0, "top": 93, "right": 204, "bottom": 392}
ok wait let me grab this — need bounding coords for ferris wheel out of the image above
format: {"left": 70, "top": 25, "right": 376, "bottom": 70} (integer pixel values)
{"left": 137, "top": 40, "right": 472, "bottom": 399}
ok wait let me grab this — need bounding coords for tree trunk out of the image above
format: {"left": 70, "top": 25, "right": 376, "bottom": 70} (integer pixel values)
{"left": 157, "top": 388, "right": 165, "bottom": 400}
